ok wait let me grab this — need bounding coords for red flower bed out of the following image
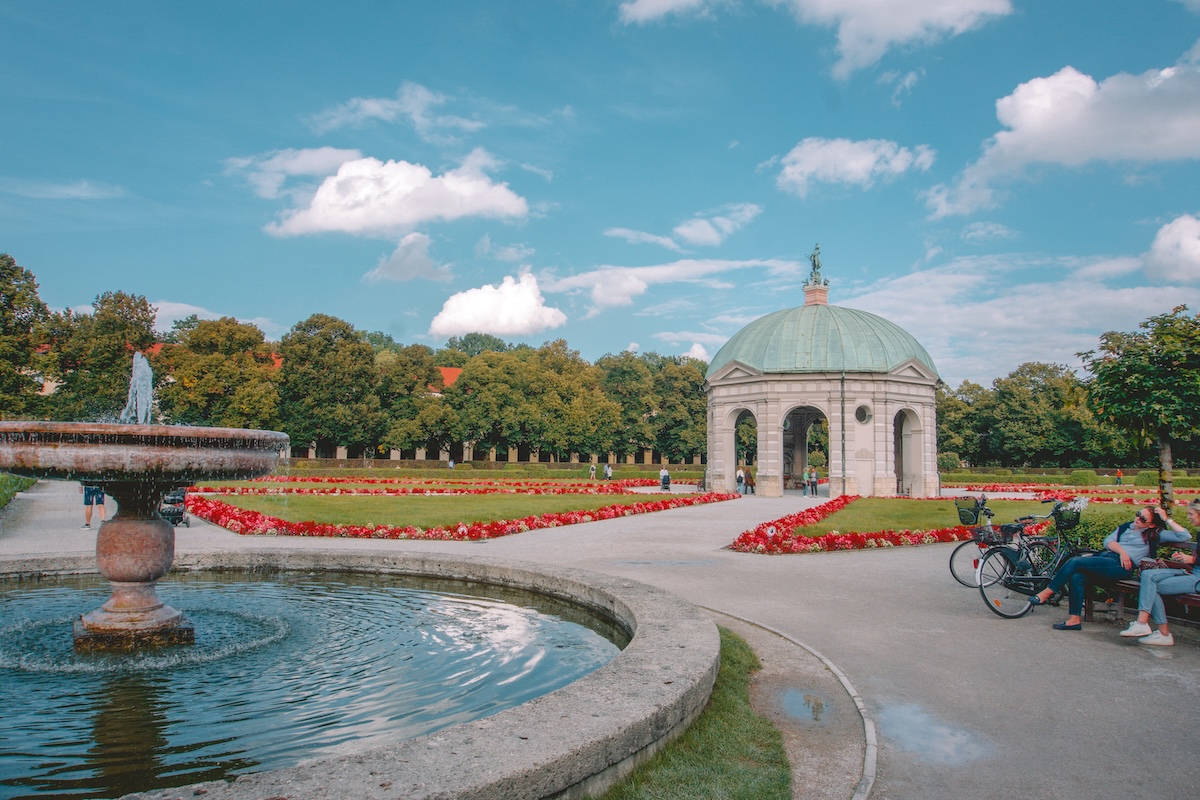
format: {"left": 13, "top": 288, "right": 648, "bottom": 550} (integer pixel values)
{"left": 186, "top": 491, "right": 739, "bottom": 541}
{"left": 729, "top": 495, "right": 993, "bottom": 554}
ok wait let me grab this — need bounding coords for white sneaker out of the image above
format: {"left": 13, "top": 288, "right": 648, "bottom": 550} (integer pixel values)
{"left": 81, "top": 523, "right": 90, "bottom": 529}
{"left": 1138, "top": 631, "right": 1174, "bottom": 646}
{"left": 1119, "top": 621, "right": 1152, "bottom": 638}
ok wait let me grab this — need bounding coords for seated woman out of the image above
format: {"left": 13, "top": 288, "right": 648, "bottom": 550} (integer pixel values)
{"left": 1118, "top": 498, "right": 1200, "bottom": 646}
{"left": 1029, "top": 505, "right": 1191, "bottom": 630}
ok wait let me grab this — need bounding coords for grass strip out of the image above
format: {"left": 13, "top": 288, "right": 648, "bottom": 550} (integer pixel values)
{"left": 0, "top": 474, "right": 36, "bottom": 510}
{"left": 600, "top": 626, "right": 790, "bottom": 800}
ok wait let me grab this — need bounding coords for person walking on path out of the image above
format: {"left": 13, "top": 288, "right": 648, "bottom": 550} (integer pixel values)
{"left": 1118, "top": 498, "right": 1199, "bottom": 646}
{"left": 808, "top": 467, "right": 819, "bottom": 497}
{"left": 1115, "top": 468, "right": 1124, "bottom": 486}
{"left": 745, "top": 470, "right": 756, "bottom": 495}
{"left": 603, "top": 463, "right": 612, "bottom": 481}
{"left": 736, "top": 467, "right": 745, "bottom": 494}
{"left": 80, "top": 484, "right": 106, "bottom": 529}
{"left": 589, "top": 463, "right": 596, "bottom": 480}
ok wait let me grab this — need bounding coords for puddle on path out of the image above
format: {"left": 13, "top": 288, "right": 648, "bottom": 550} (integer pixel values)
{"left": 876, "top": 703, "right": 988, "bottom": 765}
{"left": 780, "top": 688, "right": 834, "bottom": 725}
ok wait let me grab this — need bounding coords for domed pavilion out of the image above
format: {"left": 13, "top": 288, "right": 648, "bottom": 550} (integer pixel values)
{"left": 704, "top": 247, "right": 940, "bottom": 498}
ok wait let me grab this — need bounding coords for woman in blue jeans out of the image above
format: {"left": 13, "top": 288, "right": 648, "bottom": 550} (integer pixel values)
{"left": 1118, "top": 498, "right": 1199, "bottom": 646}
{"left": 1028, "top": 506, "right": 1190, "bottom": 630}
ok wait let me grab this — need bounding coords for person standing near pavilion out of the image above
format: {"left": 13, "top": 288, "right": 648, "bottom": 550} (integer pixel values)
{"left": 80, "top": 484, "right": 106, "bottom": 529}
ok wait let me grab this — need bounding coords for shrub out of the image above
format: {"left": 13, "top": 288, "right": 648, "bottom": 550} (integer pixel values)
{"left": 993, "top": 468, "right": 1012, "bottom": 475}
{"left": 1068, "top": 469, "right": 1100, "bottom": 486}
{"left": 807, "top": 451, "right": 826, "bottom": 468}
{"left": 0, "top": 474, "right": 36, "bottom": 509}
{"left": 937, "top": 452, "right": 961, "bottom": 472}
{"left": 1135, "top": 470, "right": 1159, "bottom": 486}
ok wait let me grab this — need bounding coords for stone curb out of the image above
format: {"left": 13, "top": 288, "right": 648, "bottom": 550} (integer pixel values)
{"left": 0, "top": 551, "right": 721, "bottom": 800}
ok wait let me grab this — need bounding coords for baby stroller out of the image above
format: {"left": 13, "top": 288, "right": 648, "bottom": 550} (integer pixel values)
{"left": 160, "top": 488, "right": 189, "bottom": 527}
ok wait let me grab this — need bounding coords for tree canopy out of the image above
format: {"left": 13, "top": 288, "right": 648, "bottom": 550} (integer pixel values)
{"left": 0, "top": 253, "right": 49, "bottom": 418}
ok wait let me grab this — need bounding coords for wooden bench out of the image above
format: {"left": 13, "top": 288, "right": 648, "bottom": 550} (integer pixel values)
{"left": 1084, "top": 544, "right": 1200, "bottom": 624}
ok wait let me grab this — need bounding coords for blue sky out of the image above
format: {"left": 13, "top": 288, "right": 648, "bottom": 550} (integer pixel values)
{"left": 3, "top": 1, "right": 1199, "bottom": 386}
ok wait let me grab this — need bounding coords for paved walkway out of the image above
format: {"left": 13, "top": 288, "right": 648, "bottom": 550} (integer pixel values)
{"left": 2, "top": 482, "right": 1197, "bottom": 800}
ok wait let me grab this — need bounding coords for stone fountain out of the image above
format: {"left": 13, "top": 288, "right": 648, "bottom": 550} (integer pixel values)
{"left": 0, "top": 354, "right": 288, "bottom": 649}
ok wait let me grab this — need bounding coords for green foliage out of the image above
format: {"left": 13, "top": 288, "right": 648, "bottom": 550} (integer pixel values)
{"left": 277, "top": 314, "right": 384, "bottom": 451}
{"left": 155, "top": 317, "right": 279, "bottom": 429}
{"left": 444, "top": 332, "right": 511, "bottom": 357}
{"left": 1081, "top": 307, "right": 1200, "bottom": 504}
{"left": 42, "top": 291, "right": 158, "bottom": 421}
{"left": 0, "top": 473, "right": 37, "bottom": 508}
{"left": 0, "top": 253, "right": 49, "bottom": 418}
{"left": 599, "top": 628, "right": 790, "bottom": 800}
{"left": 1135, "top": 470, "right": 1159, "bottom": 486}
{"left": 1067, "top": 469, "right": 1100, "bottom": 486}
{"left": 937, "top": 452, "right": 961, "bottom": 472}
{"left": 807, "top": 450, "right": 826, "bottom": 468}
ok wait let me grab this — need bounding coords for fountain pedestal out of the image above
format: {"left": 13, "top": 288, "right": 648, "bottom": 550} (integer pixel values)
{"left": 74, "top": 481, "right": 195, "bottom": 649}
{"left": 0, "top": 421, "right": 289, "bottom": 650}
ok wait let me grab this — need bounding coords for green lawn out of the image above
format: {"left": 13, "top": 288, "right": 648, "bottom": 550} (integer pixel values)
{"left": 795, "top": 497, "right": 1063, "bottom": 537}
{"left": 218, "top": 492, "right": 670, "bottom": 529}
{"left": 599, "top": 627, "right": 791, "bottom": 800}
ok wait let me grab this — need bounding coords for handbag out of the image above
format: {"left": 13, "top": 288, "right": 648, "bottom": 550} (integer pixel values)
{"left": 1138, "top": 558, "right": 1172, "bottom": 571}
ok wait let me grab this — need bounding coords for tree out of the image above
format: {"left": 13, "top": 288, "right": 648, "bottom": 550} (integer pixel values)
{"left": 43, "top": 291, "right": 158, "bottom": 421}
{"left": 1080, "top": 306, "right": 1200, "bottom": 508}
{"left": 0, "top": 254, "right": 49, "bottom": 418}
{"left": 444, "top": 332, "right": 511, "bottom": 358}
{"left": 277, "top": 314, "right": 384, "bottom": 455}
{"left": 596, "top": 351, "right": 656, "bottom": 459}
{"left": 651, "top": 357, "right": 708, "bottom": 461}
{"left": 155, "top": 317, "right": 279, "bottom": 429}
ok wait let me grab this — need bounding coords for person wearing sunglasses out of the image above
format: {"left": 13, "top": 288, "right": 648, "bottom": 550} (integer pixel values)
{"left": 1118, "top": 498, "right": 1200, "bottom": 646}
{"left": 1029, "top": 505, "right": 1191, "bottom": 630}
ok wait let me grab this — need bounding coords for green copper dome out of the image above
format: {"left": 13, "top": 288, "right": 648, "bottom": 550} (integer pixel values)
{"left": 706, "top": 303, "right": 939, "bottom": 379}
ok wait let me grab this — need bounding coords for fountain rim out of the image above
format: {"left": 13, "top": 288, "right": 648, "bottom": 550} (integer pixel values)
{"left": 0, "top": 420, "right": 290, "bottom": 449}
{"left": 0, "top": 550, "right": 720, "bottom": 800}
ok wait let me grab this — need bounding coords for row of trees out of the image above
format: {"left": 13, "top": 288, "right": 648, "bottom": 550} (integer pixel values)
{"left": 3, "top": 253, "right": 1198, "bottom": 488}
{"left": 1, "top": 255, "right": 707, "bottom": 462}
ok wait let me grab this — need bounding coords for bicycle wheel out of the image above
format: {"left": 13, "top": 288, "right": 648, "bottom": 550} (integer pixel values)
{"left": 978, "top": 548, "right": 1035, "bottom": 618}
{"left": 949, "top": 540, "right": 986, "bottom": 587}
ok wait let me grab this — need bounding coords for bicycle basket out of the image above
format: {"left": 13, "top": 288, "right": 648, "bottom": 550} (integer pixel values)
{"left": 1053, "top": 498, "right": 1087, "bottom": 531}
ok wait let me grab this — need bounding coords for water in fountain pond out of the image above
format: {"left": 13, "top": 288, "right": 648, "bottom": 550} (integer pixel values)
{"left": 0, "top": 570, "right": 623, "bottom": 800}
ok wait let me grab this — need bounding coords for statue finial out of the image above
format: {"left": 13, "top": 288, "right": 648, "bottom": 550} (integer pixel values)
{"left": 806, "top": 243, "right": 827, "bottom": 287}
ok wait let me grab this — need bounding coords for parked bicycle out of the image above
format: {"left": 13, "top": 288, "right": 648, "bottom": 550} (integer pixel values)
{"left": 977, "top": 498, "right": 1091, "bottom": 618}
{"left": 949, "top": 495, "right": 1001, "bottom": 587}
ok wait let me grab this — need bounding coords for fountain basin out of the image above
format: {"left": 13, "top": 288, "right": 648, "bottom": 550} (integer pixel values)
{"left": 0, "top": 551, "right": 720, "bottom": 800}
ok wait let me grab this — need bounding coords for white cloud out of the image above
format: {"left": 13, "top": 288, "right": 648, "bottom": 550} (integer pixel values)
{"left": 842, "top": 253, "right": 1200, "bottom": 385}
{"left": 626, "top": 342, "right": 640, "bottom": 352}
{"left": 606, "top": 203, "right": 761, "bottom": 252}
{"left": 673, "top": 203, "right": 762, "bottom": 246}
{"left": 927, "top": 60, "right": 1200, "bottom": 217}
{"left": 151, "top": 301, "right": 284, "bottom": 339}
{"left": 619, "top": 0, "right": 711, "bottom": 24}
{"left": 309, "top": 82, "right": 484, "bottom": 143}
{"left": 778, "top": 0, "right": 1012, "bottom": 78}
{"left": 961, "top": 222, "right": 1016, "bottom": 244}
{"left": 605, "top": 227, "right": 685, "bottom": 252}
{"left": 882, "top": 68, "right": 923, "bottom": 106}
{"left": 1143, "top": 214, "right": 1200, "bottom": 283}
{"left": 266, "top": 149, "right": 528, "bottom": 237}
{"left": 429, "top": 272, "right": 567, "bottom": 337}
{"left": 364, "top": 233, "right": 453, "bottom": 283}
{"left": 544, "top": 258, "right": 800, "bottom": 315}
{"left": 0, "top": 179, "right": 124, "bottom": 200}
{"left": 685, "top": 342, "right": 711, "bottom": 360}
{"left": 495, "top": 243, "right": 535, "bottom": 262}
{"left": 775, "top": 137, "right": 935, "bottom": 197}
{"left": 225, "top": 146, "right": 362, "bottom": 200}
